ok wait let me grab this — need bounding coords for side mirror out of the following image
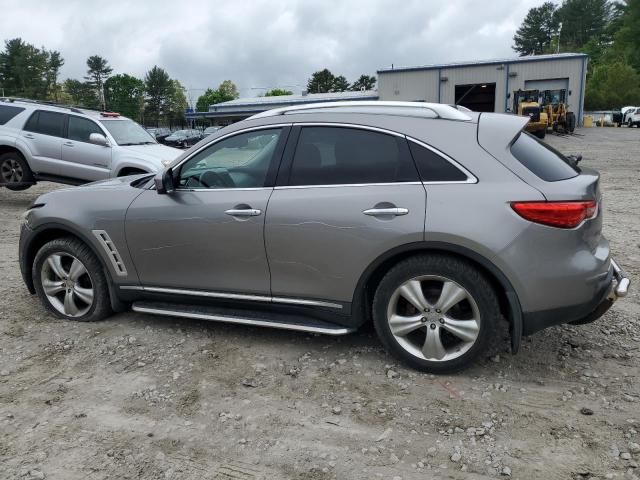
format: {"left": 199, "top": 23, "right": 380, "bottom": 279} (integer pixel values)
{"left": 89, "top": 133, "right": 109, "bottom": 147}
{"left": 155, "top": 168, "right": 175, "bottom": 195}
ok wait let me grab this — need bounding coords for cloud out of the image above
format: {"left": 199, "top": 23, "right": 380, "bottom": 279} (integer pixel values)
{"left": 0, "top": 0, "right": 542, "bottom": 99}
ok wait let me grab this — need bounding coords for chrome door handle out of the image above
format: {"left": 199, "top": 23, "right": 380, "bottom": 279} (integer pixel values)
{"left": 363, "top": 207, "right": 409, "bottom": 216}
{"left": 225, "top": 208, "right": 262, "bottom": 217}
{"left": 63, "top": 141, "right": 74, "bottom": 147}
{"left": 23, "top": 133, "right": 35, "bottom": 139}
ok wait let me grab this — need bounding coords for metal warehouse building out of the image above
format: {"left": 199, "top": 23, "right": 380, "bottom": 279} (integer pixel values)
{"left": 377, "top": 53, "right": 588, "bottom": 124}
{"left": 186, "top": 90, "right": 378, "bottom": 125}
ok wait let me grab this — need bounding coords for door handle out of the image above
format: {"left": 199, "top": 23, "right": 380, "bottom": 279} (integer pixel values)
{"left": 224, "top": 208, "right": 262, "bottom": 217}
{"left": 23, "top": 133, "right": 35, "bottom": 139}
{"left": 63, "top": 141, "right": 74, "bottom": 147}
{"left": 363, "top": 207, "right": 409, "bottom": 217}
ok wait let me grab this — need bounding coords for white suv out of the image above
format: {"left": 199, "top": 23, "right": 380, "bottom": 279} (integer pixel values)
{"left": 0, "top": 98, "right": 182, "bottom": 191}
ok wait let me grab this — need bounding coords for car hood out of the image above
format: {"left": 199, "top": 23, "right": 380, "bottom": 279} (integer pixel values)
{"left": 120, "top": 143, "right": 182, "bottom": 161}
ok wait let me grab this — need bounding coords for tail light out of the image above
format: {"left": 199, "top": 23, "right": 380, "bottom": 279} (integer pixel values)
{"left": 511, "top": 200, "right": 597, "bottom": 228}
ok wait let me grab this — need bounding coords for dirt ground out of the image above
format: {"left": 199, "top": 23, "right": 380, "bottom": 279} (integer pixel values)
{"left": 1, "top": 127, "right": 639, "bottom": 480}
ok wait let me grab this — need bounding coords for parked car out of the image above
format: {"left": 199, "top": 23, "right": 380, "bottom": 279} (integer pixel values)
{"left": 624, "top": 107, "right": 640, "bottom": 127}
{"left": 163, "top": 129, "right": 202, "bottom": 148}
{"left": 149, "top": 127, "right": 172, "bottom": 144}
{"left": 203, "top": 126, "right": 221, "bottom": 136}
{"left": 0, "top": 98, "right": 182, "bottom": 191}
{"left": 18, "top": 101, "right": 629, "bottom": 373}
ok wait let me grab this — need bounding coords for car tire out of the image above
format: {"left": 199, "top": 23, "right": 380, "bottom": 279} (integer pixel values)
{"left": 0, "top": 152, "right": 33, "bottom": 191}
{"left": 33, "top": 237, "right": 113, "bottom": 322}
{"left": 372, "top": 254, "right": 500, "bottom": 373}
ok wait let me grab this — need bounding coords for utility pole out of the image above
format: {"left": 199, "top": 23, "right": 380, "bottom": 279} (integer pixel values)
{"left": 557, "top": 22, "right": 563, "bottom": 54}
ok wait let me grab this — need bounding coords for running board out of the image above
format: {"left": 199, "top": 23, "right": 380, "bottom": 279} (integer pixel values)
{"left": 131, "top": 301, "right": 355, "bottom": 336}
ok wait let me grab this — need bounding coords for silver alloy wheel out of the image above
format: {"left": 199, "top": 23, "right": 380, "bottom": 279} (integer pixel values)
{"left": 1, "top": 158, "right": 23, "bottom": 184}
{"left": 40, "top": 253, "right": 94, "bottom": 318}
{"left": 386, "top": 275, "right": 481, "bottom": 362}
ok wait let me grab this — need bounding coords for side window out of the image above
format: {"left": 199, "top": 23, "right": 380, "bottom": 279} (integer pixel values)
{"left": 0, "top": 105, "right": 25, "bottom": 125}
{"left": 178, "top": 128, "right": 282, "bottom": 189}
{"left": 24, "top": 110, "right": 65, "bottom": 137}
{"left": 68, "top": 116, "right": 105, "bottom": 143}
{"left": 407, "top": 140, "right": 469, "bottom": 182}
{"left": 289, "top": 127, "right": 418, "bottom": 186}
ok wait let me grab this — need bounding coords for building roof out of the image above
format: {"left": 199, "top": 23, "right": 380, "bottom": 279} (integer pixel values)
{"left": 377, "top": 53, "right": 588, "bottom": 74}
{"left": 207, "top": 90, "right": 378, "bottom": 113}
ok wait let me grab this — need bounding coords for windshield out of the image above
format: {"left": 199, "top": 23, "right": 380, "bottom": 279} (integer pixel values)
{"left": 100, "top": 119, "right": 157, "bottom": 146}
{"left": 171, "top": 130, "right": 189, "bottom": 136}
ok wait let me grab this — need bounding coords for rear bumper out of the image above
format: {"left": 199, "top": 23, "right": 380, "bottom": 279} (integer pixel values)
{"left": 522, "top": 257, "right": 630, "bottom": 336}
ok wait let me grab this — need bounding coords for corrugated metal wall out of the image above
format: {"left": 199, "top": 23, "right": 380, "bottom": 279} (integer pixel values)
{"left": 378, "top": 56, "right": 587, "bottom": 124}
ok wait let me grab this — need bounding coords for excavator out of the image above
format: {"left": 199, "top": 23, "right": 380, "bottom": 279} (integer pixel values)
{"left": 512, "top": 88, "right": 576, "bottom": 137}
{"left": 512, "top": 89, "right": 548, "bottom": 139}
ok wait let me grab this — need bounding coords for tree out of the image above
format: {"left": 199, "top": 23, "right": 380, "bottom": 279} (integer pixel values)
{"left": 195, "top": 80, "right": 240, "bottom": 111}
{"left": 611, "top": 0, "right": 640, "bottom": 70}
{"left": 45, "top": 51, "right": 64, "bottom": 102}
{"left": 307, "top": 69, "right": 335, "bottom": 93}
{"left": 350, "top": 74, "right": 377, "bottom": 91}
{"left": 332, "top": 75, "right": 350, "bottom": 92}
{"left": 585, "top": 61, "right": 640, "bottom": 110}
{"left": 264, "top": 88, "right": 293, "bottom": 97}
{"left": 0, "top": 38, "right": 59, "bottom": 99}
{"left": 166, "top": 79, "right": 188, "bottom": 126}
{"left": 554, "top": 0, "right": 614, "bottom": 51}
{"left": 62, "top": 78, "right": 99, "bottom": 108}
{"left": 144, "top": 66, "right": 173, "bottom": 126}
{"left": 104, "top": 74, "right": 145, "bottom": 120}
{"left": 85, "top": 55, "right": 113, "bottom": 110}
{"left": 512, "top": 2, "right": 559, "bottom": 55}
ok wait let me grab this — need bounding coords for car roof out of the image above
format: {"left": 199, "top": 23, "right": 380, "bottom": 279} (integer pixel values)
{"left": 0, "top": 97, "right": 126, "bottom": 120}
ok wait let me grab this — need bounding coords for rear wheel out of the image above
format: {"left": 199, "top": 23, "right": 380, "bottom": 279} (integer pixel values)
{"left": 567, "top": 112, "right": 576, "bottom": 133}
{"left": 33, "top": 237, "right": 112, "bottom": 322}
{"left": 372, "top": 255, "right": 500, "bottom": 373}
{"left": 0, "top": 152, "right": 33, "bottom": 191}
{"left": 535, "top": 129, "right": 546, "bottom": 139}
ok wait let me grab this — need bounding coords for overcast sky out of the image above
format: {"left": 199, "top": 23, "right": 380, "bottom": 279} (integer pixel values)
{"left": 0, "top": 0, "right": 543, "bottom": 101}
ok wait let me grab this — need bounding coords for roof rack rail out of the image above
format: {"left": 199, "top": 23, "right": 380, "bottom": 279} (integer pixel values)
{"left": 0, "top": 96, "right": 104, "bottom": 113}
{"left": 248, "top": 101, "right": 472, "bottom": 121}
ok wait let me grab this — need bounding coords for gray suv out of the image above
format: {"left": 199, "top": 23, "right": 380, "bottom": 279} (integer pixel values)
{"left": 0, "top": 98, "right": 181, "bottom": 190}
{"left": 18, "top": 102, "right": 630, "bottom": 372}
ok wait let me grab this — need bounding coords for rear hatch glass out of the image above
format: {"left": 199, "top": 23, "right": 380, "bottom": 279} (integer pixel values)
{"left": 510, "top": 132, "right": 579, "bottom": 181}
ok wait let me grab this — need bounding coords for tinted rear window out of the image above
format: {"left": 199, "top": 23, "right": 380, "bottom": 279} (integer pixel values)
{"left": 0, "top": 105, "right": 25, "bottom": 125}
{"left": 408, "top": 140, "right": 469, "bottom": 182}
{"left": 510, "top": 132, "right": 579, "bottom": 181}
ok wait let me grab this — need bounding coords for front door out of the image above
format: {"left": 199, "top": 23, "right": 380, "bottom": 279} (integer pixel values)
{"left": 61, "top": 115, "right": 112, "bottom": 181}
{"left": 126, "top": 126, "right": 288, "bottom": 296}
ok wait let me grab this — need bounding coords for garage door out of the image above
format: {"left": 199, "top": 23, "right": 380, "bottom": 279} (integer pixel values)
{"left": 524, "top": 78, "right": 569, "bottom": 92}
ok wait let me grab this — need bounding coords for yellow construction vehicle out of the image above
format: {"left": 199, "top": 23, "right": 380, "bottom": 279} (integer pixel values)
{"left": 541, "top": 89, "right": 576, "bottom": 133}
{"left": 512, "top": 89, "right": 548, "bottom": 139}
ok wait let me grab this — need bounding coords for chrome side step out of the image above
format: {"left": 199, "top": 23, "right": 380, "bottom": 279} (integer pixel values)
{"left": 131, "top": 301, "right": 355, "bottom": 336}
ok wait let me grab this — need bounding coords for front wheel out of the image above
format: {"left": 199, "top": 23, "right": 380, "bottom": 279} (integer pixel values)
{"left": 33, "top": 237, "right": 113, "bottom": 321}
{"left": 372, "top": 255, "right": 500, "bottom": 373}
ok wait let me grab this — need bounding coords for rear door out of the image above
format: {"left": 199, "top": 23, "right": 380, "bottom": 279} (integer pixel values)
{"left": 20, "top": 110, "right": 65, "bottom": 175}
{"left": 61, "top": 115, "right": 112, "bottom": 181}
{"left": 264, "top": 125, "right": 427, "bottom": 306}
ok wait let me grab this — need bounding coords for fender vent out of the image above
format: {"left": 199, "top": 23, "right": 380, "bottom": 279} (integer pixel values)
{"left": 92, "top": 230, "right": 127, "bottom": 276}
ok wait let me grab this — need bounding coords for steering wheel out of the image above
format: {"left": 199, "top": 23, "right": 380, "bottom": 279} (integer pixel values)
{"left": 198, "top": 169, "right": 235, "bottom": 188}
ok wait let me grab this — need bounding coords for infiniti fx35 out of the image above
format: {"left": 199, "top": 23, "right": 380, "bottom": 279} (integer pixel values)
{"left": 19, "top": 101, "right": 629, "bottom": 372}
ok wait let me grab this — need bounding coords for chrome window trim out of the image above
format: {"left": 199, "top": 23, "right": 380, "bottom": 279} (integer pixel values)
{"left": 175, "top": 186, "right": 273, "bottom": 193}
{"left": 406, "top": 136, "right": 478, "bottom": 184}
{"left": 119, "top": 285, "right": 343, "bottom": 310}
{"left": 291, "top": 122, "right": 405, "bottom": 138}
{"left": 275, "top": 182, "right": 423, "bottom": 190}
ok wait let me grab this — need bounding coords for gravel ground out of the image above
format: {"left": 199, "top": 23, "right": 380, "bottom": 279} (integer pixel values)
{"left": 1, "top": 127, "right": 639, "bottom": 480}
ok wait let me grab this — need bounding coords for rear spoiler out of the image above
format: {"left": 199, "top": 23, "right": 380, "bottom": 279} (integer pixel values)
{"left": 477, "top": 113, "right": 529, "bottom": 153}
